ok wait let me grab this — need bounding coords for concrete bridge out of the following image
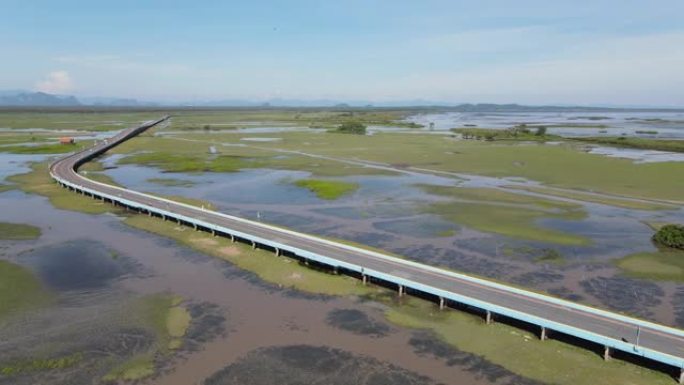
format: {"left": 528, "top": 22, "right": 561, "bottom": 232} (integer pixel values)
{"left": 50, "top": 117, "right": 684, "bottom": 383}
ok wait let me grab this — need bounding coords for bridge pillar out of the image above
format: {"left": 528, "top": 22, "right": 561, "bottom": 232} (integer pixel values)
{"left": 148, "top": 211, "right": 152, "bottom": 217}
{"left": 333, "top": 266, "right": 338, "bottom": 275}
{"left": 678, "top": 368, "right": 684, "bottom": 384}
{"left": 193, "top": 224, "right": 198, "bottom": 231}
{"left": 362, "top": 274, "right": 368, "bottom": 285}
{"left": 439, "top": 297, "right": 446, "bottom": 310}
{"left": 251, "top": 241, "right": 257, "bottom": 249}
{"left": 485, "top": 310, "right": 493, "bottom": 325}
{"left": 211, "top": 229, "right": 216, "bottom": 236}
{"left": 540, "top": 326, "right": 547, "bottom": 341}
{"left": 230, "top": 234, "right": 235, "bottom": 243}
{"left": 603, "top": 346, "right": 611, "bottom": 361}
{"left": 275, "top": 248, "right": 280, "bottom": 256}
{"left": 398, "top": 285, "right": 405, "bottom": 297}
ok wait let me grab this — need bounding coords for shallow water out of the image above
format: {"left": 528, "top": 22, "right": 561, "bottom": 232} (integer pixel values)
{"left": 2, "top": 142, "right": 684, "bottom": 383}
{"left": 407, "top": 111, "right": 684, "bottom": 139}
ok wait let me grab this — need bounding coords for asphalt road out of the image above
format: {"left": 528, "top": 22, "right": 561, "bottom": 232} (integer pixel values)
{"left": 50, "top": 117, "right": 684, "bottom": 369}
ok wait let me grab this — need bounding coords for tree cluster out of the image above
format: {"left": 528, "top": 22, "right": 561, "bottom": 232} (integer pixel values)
{"left": 652, "top": 224, "right": 684, "bottom": 250}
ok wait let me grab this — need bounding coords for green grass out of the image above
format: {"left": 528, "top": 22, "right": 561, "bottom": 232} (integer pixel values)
{"left": 118, "top": 151, "right": 248, "bottom": 173}
{"left": 102, "top": 354, "right": 155, "bottom": 382}
{"left": 616, "top": 250, "right": 684, "bottom": 281}
{"left": 212, "top": 131, "right": 684, "bottom": 202}
{"left": 0, "top": 353, "right": 83, "bottom": 376}
{"left": 294, "top": 179, "right": 359, "bottom": 200}
{"left": 147, "top": 178, "right": 196, "bottom": 187}
{"left": 0, "top": 111, "right": 160, "bottom": 131}
{"left": 8, "top": 162, "right": 118, "bottom": 215}
{"left": 0, "top": 260, "right": 51, "bottom": 320}
{"left": 574, "top": 136, "right": 684, "bottom": 153}
{"left": 384, "top": 296, "right": 674, "bottom": 385}
{"left": 123, "top": 214, "right": 376, "bottom": 297}
{"left": 0, "top": 184, "right": 13, "bottom": 193}
{"left": 0, "top": 222, "right": 41, "bottom": 240}
{"left": 0, "top": 143, "right": 86, "bottom": 154}
{"left": 114, "top": 135, "right": 395, "bottom": 177}
{"left": 507, "top": 185, "right": 677, "bottom": 211}
{"left": 417, "top": 185, "right": 590, "bottom": 245}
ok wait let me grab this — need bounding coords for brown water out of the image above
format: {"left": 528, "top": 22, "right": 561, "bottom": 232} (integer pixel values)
{"left": 0, "top": 185, "right": 537, "bottom": 384}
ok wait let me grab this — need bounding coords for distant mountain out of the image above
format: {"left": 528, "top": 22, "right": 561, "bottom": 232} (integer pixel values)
{"left": 79, "top": 96, "right": 159, "bottom": 107}
{"left": 0, "top": 91, "right": 80, "bottom": 106}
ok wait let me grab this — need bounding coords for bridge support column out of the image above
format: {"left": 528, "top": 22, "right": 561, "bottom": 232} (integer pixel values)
{"left": 678, "top": 368, "right": 684, "bottom": 384}
{"left": 439, "top": 297, "right": 446, "bottom": 310}
{"left": 333, "top": 266, "right": 338, "bottom": 275}
{"left": 251, "top": 241, "right": 257, "bottom": 249}
{"left": 398, "top": 285, "right": 405, "bottom": 297}
{"left": 275, "top": 248, "right": 280, "bottom": 256}
{"left": 148, "top": 211, "right": 152, "bottom": 217}
{"left": 485, "top": 310, "right": 493, "bottom": 325}
{"left": 362, "top": 274, "right": 368, "bottom": 285}
{"left": 230, "top": 234, "right": 235, "bottom": 243}
{"left": 540, "top": 326, "right": 547, "bottom": 341}
{"left": 193, "top": 224, "right": 198, "bottom": 231}
{"left": 211, "top": 229, "right": 216, "bottom": 236}
{"left": 603, "top": 346, "right": 611, "bottom": 361}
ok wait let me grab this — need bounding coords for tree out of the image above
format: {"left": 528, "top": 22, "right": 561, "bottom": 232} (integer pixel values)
{"left": 652, "top": 224, "right": 684, "bottom": 250}
{"left": 336, "top": 121, "right": 366, "bottom": 135}
{"left": 535, "top": 126, "right": 547, "bottom": 136}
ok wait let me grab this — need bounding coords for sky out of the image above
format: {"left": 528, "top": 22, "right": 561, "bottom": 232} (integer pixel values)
{"left": 1, "top": 0, "right": 683, "bottom": 106}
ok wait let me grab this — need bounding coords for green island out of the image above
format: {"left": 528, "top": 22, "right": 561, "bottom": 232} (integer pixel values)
{"left": 102, "top": 294, "right": 191, "bottom": 381}
{"left": 416, "top": 185, "right": 590, "bottom": 245}
{"left": 294, "top": 179, "right": 359, "bottom": 200}
{"left": 0, "top": 222, "right": 41, "bottom": 240}
{"left": 0, "top": 260, "right": 51, "bottom": 320}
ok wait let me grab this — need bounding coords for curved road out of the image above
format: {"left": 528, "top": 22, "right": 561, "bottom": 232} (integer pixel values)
{"left": 50, "top": 117, "right": 684, "bottom": 380}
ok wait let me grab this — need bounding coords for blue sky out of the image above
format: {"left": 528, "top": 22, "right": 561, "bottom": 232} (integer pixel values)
{"left": 2, "top": 1, "right": 683, "bottom": 105}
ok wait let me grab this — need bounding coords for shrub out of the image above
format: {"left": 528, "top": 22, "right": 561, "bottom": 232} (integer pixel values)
{"left": 652, "top": 224, "right": 684, "bottom": 250}
{"left": 336, "top": 121, "right": 366, "bottom": 135}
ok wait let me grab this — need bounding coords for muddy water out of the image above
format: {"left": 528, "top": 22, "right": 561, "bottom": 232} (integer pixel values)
{"left": 0, "top": 177, "right": 533, "bottom": 384}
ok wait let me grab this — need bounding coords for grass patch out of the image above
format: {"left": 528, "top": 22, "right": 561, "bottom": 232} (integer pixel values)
{"left": 102, "top": 354, "right": 155, "bottom": 382}
{"left": 0, "top": 260, "right": 51, "bottom": 320}
{"left": 0, "top": 353, "right": 82, "bottom": 376}
{"left": 294, "top": 179, "right": 359, "bottom": 200}
{"left": 123, "top": 215, "right": 375, "bottom": 297}
{"left": 384, "top": 296, "right": 675, "bottom": 385}
{"left": 616, "top": 250, "right": 684, "bottom": 281}
{"left": 147, "top": 178, "right": 196, "bottom": 187}
{"left": 8, "top": 162, "right": 117, "bottom": 215}
{"left": 118, "top": 151, "right": 248, "bottom": 173}
{"left": 574, "top": 136, "right": 684, "bottom": 153}
{"left": 417, "top": 185, "right": 590, "bottom": 245}
{"left": 507, "top": 185, "right": 676, "bottom": 211}
{"left": 0, "top": 222, "right": 41, "bottom": 240}
{"left": 0, "top": 143, "right": 83, "bottom": 154}
{"left": 0, "top": 111, "right": 159, "bottom": 131}
{"left": 223, "top": 131, "right": 684, "bottom": 202}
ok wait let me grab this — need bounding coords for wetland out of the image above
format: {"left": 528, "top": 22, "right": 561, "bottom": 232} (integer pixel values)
{"left": 2, "top": 108, "right": 684, "bottom": 385}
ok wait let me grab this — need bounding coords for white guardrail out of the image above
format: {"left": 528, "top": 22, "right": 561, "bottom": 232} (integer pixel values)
{"left": 49, "top": 119, "right": 684, "bottom": 371}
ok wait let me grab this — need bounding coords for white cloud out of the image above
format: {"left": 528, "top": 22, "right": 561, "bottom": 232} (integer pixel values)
{"left": 35, "top": 70, "right": 74, "bottom": 94}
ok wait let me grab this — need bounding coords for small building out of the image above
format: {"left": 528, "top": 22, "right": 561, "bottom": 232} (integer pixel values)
{"left": 59, "top": 137, "right": 75, "bottom": 145}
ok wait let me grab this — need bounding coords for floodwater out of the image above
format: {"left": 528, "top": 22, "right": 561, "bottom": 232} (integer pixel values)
{"left": 1, "top": 155, "right": 542, "bottom": 385}
{"left": 94, "top": 149, "right": 684, "bottom": 328}
{"left": 406, "top": 111, "right": 684, "bottom": 139}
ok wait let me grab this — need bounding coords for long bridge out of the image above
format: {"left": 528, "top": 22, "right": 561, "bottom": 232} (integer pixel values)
{"left": 50, "top": 117, "right": 684, "bottom": 382}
